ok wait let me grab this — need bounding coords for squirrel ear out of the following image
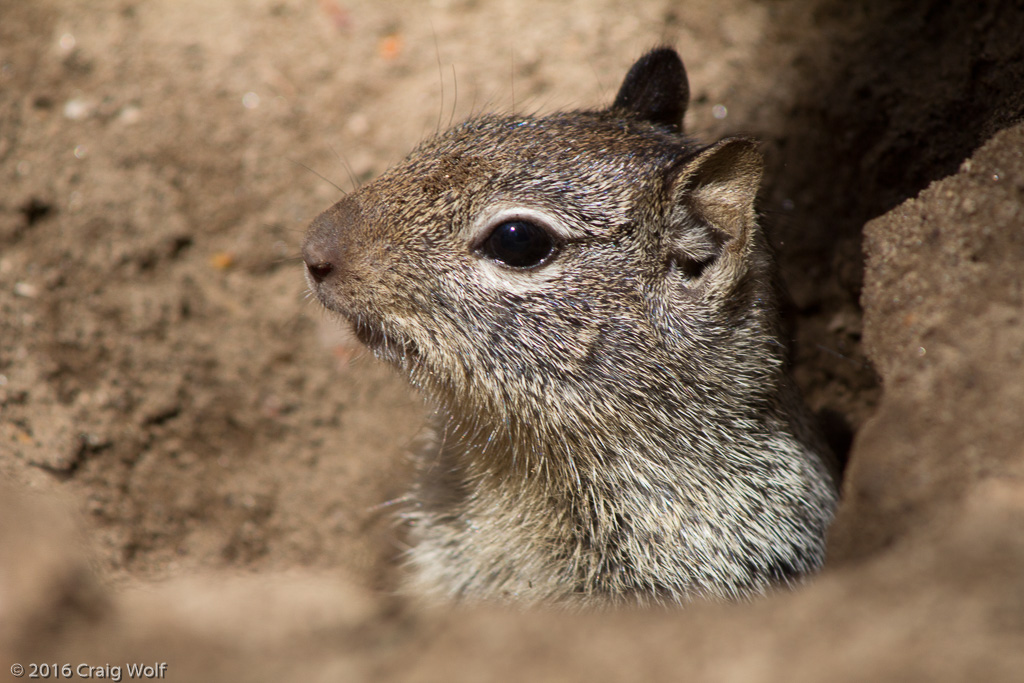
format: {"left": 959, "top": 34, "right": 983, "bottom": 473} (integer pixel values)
{"left": 665, "top": 138, "right": 763, "bottom": 282}
{"left": 612, "top": 48, "right": 689, "bottom": 133}
{"left": 673, "top": 137, "right": 762, "bottom": 240}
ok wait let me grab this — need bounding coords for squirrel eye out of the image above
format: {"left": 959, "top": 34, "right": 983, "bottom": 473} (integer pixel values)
{"left": 479, "top": 220, "right": 556, "bottom": 269}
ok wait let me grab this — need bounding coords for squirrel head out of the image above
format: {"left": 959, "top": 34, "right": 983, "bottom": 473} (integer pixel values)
{"left": 304, "top": 48, "right": 772, "bottom": 468}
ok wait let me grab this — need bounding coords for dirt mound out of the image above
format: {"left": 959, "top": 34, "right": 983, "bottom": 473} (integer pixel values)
{"left": 2, "top": 1, "right": 1022, "bottom": 680}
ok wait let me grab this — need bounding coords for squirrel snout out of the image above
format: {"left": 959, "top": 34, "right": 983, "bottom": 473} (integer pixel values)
{"left": 302, "top": 216, "right": 341, "bottom": 284}
{"left": 304, "top": 258, "right": 334, "bottom": 284}
{"left": 303, "top": 198, "right": 362, "bottom": 284}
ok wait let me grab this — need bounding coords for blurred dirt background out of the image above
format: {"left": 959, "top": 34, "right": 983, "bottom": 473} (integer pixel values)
{"left": 1, "top": 0, "right": 1022, "bottom": 681}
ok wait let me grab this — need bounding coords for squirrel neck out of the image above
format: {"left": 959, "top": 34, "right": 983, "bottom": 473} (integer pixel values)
{"left": 424, "top": 364, "right": 797, "bottom": 504}
{"left": 409, "top": 383, "right": 831, "bottom": 605}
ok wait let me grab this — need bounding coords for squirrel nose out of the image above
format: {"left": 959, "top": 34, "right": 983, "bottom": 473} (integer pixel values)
{"left": 305, "top": 256, "right": 334, "bottom": 284}
{"left": 302, "top": 196, "right": 369, "bottom": 286}
{"left": 302, "top": 206, "right": 346, "bottom": 284}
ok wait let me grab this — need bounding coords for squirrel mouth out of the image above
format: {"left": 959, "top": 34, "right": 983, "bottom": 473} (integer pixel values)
{"left": 350, "top": 317, "right": 386, "bottom": 349}
{"left": 308, "top": 282, "right": 419, "bottom": 363}
{"left": 347, "top": 315, "right": 421, "bottom": 366}
{"left": 308, "top": 282, "right": 384, "bottom": 349}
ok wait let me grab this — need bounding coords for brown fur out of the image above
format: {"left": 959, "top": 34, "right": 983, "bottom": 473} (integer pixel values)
{"left": 303, "top": 49, "right": 837, "bottom": 606}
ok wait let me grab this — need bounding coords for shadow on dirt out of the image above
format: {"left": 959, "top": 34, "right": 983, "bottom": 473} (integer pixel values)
{"left": 762, "top": 0, "right": 1024, "bottom": 472}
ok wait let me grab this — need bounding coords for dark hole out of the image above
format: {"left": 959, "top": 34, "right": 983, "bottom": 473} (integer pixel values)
{"left": 19, "top": 197, "right": 53, "bottom": 227}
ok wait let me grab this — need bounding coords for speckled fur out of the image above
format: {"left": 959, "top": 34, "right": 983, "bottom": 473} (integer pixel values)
{"left": 303, "top": 49, "right": 837, "bottom": 607}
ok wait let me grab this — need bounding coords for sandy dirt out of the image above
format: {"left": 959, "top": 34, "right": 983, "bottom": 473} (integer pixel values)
{"left": 1, "top": 0, "right": 1022, "bottom": 680}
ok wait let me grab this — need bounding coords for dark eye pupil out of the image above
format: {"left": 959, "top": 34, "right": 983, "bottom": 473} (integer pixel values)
{"left": 483, "top": 220, "right": 554, "bottom": 268}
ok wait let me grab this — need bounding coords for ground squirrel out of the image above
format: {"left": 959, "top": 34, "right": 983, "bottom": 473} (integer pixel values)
{"left": 302, "top": 48, "right": 838, "bottom": 606}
